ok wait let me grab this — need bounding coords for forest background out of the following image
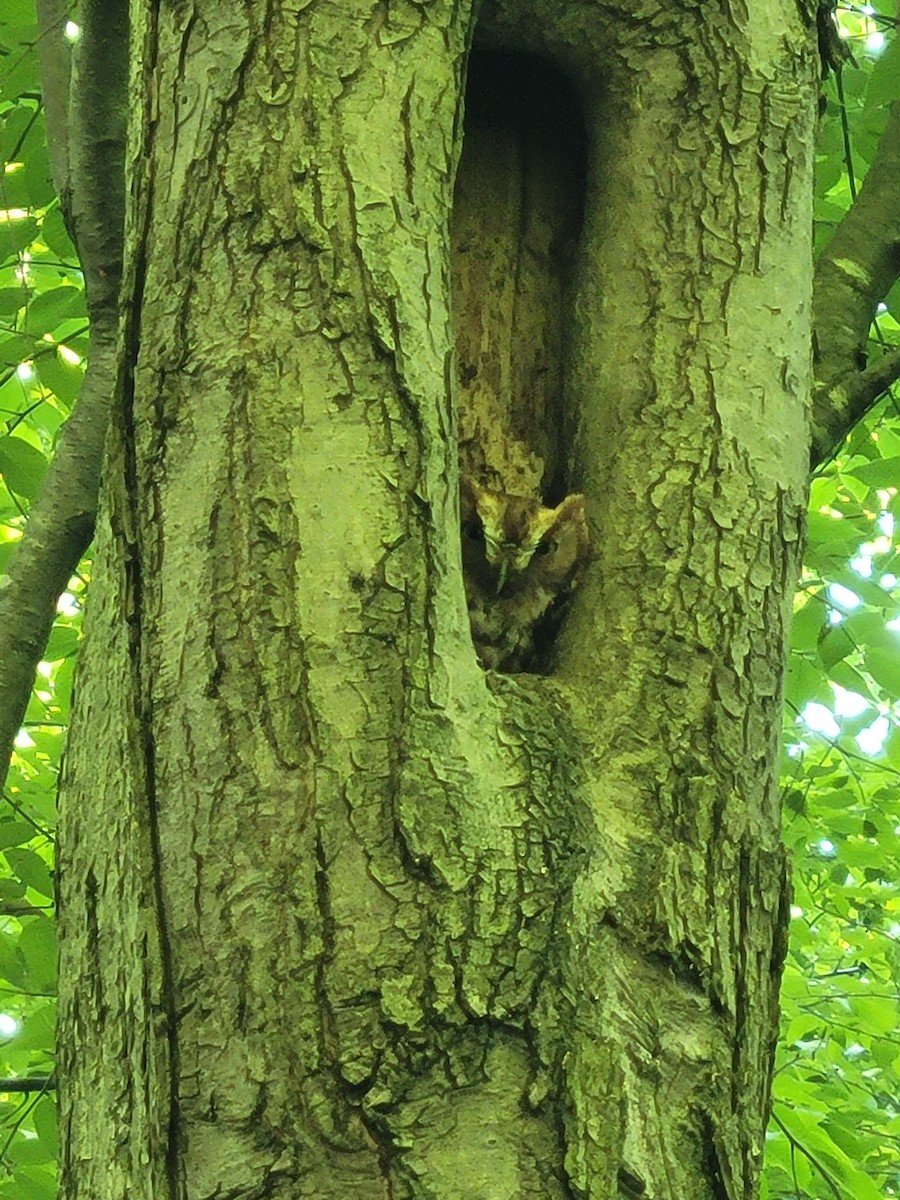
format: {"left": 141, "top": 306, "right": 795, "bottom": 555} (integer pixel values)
{"left": 0, "top": 3, "right": 899, "bottom": 1198}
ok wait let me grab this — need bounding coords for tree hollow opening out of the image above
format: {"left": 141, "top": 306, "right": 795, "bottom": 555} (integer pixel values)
{"left": 451, "top": 46, "right": 587, "bottom": 502}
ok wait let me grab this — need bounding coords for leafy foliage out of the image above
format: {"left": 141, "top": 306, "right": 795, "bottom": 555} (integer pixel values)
{"left": 0, "top": 3, "right": 80, "bottom": 1195}
{"left": 1, "top": 3, "right": 900, "bottom": 1200}
{"left": 764, "top": 6, "right": 900, "bottom": 1198}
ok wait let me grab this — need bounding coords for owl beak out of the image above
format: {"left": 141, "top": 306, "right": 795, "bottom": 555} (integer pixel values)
{"left": 495, "top": 559, "right": 509, "bottom": 594}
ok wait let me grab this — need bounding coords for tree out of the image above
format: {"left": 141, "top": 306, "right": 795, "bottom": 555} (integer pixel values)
{"left": 1, "top": 1, "right": 900, "bottom": 1198}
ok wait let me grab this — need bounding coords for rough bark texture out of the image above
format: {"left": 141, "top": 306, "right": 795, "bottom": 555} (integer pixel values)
{"left": 58, "top": 2, "right": 816, "bottom": 1198}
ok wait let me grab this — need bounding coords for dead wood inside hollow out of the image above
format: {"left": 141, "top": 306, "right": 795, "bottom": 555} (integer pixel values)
{"left": 452, "top": 46, "right": 587, "bottom": 502}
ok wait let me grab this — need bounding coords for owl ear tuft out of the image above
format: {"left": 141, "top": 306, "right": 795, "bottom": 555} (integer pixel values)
{"left": 544, "top": 493, "right": 587, "bottom": 536}
{"left": 554, "top": 492, "right": 585, "bottom": 517}
{"left": 460, "top": 474, "right": 493, "bottom": 520}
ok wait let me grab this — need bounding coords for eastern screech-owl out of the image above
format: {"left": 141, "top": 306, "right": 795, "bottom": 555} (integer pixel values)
{"left": 460, "top": 476, "right": 591, "bottom": 672}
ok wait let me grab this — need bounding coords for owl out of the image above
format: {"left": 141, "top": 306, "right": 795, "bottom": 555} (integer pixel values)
{"left": 460, "top": 476, "right": 591, "bottom": 672}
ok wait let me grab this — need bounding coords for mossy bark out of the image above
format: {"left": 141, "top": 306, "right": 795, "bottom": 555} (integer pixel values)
{"left": 58, "top": 2, "right": 817, "bottom": 1198}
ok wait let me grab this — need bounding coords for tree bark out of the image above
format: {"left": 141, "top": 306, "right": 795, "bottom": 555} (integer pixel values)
{"left": 58, "top": 2, "right": 816, "bottom": 1198}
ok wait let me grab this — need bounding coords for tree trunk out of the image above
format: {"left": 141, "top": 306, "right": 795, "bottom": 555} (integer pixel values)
{"left": 58, "top": 2, "right": 816, "bottom": 1197}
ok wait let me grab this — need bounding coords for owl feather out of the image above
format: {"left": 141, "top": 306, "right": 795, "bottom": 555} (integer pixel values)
{"left": 460, "top": 476, "right": 591, "bottom": 671}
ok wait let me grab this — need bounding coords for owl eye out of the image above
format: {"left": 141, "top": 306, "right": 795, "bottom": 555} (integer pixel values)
{"left": 534, "top": 537, "right": 557, "bottom": 557}
{"left": 462, "top": 518, "right": 485, "bottom": 543}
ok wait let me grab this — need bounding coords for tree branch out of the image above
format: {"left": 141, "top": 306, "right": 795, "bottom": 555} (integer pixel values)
{"left": 811, "top": 347, "right": 900, "bottom": 470}
{"left": 810, "top": 98, "right": 900, "bottom": 465}
{"left": 0, "top": 1, "right": 128, "bottom": 794}
{"left": 34, "top": 0, "right": 72, "bottom": 213}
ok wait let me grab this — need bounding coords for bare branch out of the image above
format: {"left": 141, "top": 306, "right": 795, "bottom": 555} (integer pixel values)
{"left": 0, "top": 1, "right": 128, "bottom": 794}
{"left": 810, "top": 347, "right": 900, "bottom": 468}
{"left": 810, "top": 98, "right": 900, "bottom": 465}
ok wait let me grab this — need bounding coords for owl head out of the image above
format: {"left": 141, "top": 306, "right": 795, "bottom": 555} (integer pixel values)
{"left": 460, "top": 476, "right": 590, "bottom": 600}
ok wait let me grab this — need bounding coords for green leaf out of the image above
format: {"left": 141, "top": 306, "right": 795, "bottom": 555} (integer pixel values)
{"left": 0, "top": 930, "right": 26, "bottom": 988}
{"left": 42, "top": 626, "right": 79, "bottom": 661}
{"left": 52, "top": 656, "right": 75, "bottom": 718}
{"left": 0, "top": 105, "right": 36, "bottom": 166}
{"left": 12, "top": 1135, "right": 55, "bottom": 1166}
{"left": 791, "top": 592, "right": 827, "bottom": 652}
{"left": 0, "top": 215, "right": 39, "bottom": 261}
{"left": 846, "top": 456, "right": 900, "bottom": 488}
{"left": 806, "top": 511, "right": 861, "bottom": 556}
{"left": 0, "top": 285, "right": 28, "bottom": 314}
{"left": 3, "top": 850, "right": 53, "bottom": 901}
{"left": 9, "top": 1004, "right": 54, "bottom": 1054}
{"left": 39, "top": 208, "right": 76, "bottom": 261}
{"left": 31, "top": 1096, "right": 58, "bottom": 1157}
{"left": 865, "top": 35, "right": 900, "bottom": 111}
{"left": 885, "top": 278, "right": 900, "bottom": 325}
{"left": 0, "top": 0, "right": 41, "bottom": 28}
{"left": 818, "top": 624, "right": 854, "bottom": 671}
{"left": 774, "top": 1103, "right": 884, "bottom": 1200}
{"left": 842, "top": 610, "right": 898, "bottom": 649}
{"left": 0, "top": 435, "right": 47, "bottom": 500}
{"left": 0, "top": 41, "right": 40, "bottom": 104}
{"left": 18, "top": 918, "right": 56, "bottom": 993}
{"left": 1, "top": 1169, "right": 57, "bottom": 1200}
{"left": 826, "top": 661, "right": 874, "bottom": 702}
{"left": 0, "top": 330, "right": 37, "bottom": 369}
{"left": 786, "top": 658, "right": 829, "bottom": 709}
{"left": 24, "top": 286, "right": 87, "bottom": 337}
{"left": 0, "top": 823, "right": 38, "bottom": 852}
{"left": 849, "top": 996, "right": 899, "bottom": 1036}
{"left": 22, "top": 122, "right": 54, "bottom": 209}
{"left": 36, "top": 346, "right": 84, "bottom": 406}
{"left": 863, "top": 648, "right": 900, "bottom": 697}
{"left": 0, "top": 878, "right": 27, "bottom": 903}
